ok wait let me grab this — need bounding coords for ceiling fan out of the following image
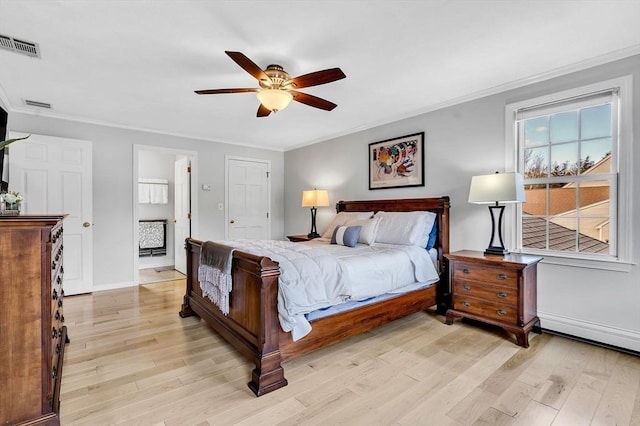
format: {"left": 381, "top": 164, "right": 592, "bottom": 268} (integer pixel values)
{"left": 195, "top": 51, "right": 346, "bottom": 117}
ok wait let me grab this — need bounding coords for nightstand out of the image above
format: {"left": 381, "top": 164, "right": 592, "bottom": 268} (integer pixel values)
{"left": 444, "top": 250, "right": 543, "bottom": 348}
{"left": 286, "top": 234, "right": 317, "bottom": 242}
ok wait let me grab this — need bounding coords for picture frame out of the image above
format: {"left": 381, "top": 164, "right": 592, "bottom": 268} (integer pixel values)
{"left": 369, "top": 132, "right": 424, "bottom": 190}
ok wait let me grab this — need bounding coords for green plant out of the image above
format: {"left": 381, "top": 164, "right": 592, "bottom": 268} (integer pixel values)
{"left": 0, "top": 134, "right": 30, "bottom": 150}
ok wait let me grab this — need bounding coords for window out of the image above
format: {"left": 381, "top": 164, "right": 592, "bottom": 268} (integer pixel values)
{"left": 506, "top": 77, "right": 633, "bottom": 269}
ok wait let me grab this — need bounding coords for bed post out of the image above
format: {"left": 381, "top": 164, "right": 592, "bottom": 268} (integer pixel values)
{"left": 179, "top": 238, "right": 196, "bottom": 318}
{"left": 247, "top": 256, "right": 288, "bottom": 396}
{"left": 436, "top": 196, "right": 451, "bottom": 315}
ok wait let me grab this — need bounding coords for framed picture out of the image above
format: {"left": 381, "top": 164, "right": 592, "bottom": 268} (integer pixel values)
{"left": 369, "top": 132, "right": 424, "bottom": 190}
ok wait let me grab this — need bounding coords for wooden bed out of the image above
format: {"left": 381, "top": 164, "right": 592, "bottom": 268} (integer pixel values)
{"left": 179, "top": 196, "right": 450, "bottom": 396}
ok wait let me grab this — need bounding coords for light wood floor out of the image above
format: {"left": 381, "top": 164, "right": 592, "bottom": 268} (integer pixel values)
{"left": 60, "top": 280, "right": 640, "bottom": 426}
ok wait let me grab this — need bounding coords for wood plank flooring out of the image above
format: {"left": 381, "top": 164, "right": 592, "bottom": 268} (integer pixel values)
{"left": 60, "top": 280, "right": 640, "bottom": 425}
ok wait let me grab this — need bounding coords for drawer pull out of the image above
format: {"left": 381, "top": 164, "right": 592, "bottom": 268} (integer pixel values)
{"left": 52, "top": 367, "right": 57, "bottom": 379}
{"left": 462, "top": 268, "right": 470, "bottom": 274}
{"left": 496, "top": 291, "right": 507, "bottom": 298}
{"left": 52, "top": 289, "right": 58, "bottom": 300}
{"left": 462, "top": 301, "right": 470, "bottom": 307}
{"left": 58, "top": 300, "right": 63, "bottom": 308}
{"left": 52, "top": 327, "right": 58, "bottom": 339}
{"left": 497, "top": 273, "right": 507, "bottom": 280}
{"left": 55, "top": 310, "right": 60, "bottom": 320}
{"left": 52, "top": 261, "right": 56, "bottom": 270}
{"left": 56, "top": 344, "right": 61, "bottom": 354}
{"left": 463, "top": 285, "right": 471, "bottom": 291}
{"left": 497, "top": 309, "right": 507, "bottom": 316}
{"left": 61, "top": 315, "right": 65, "bottom": 323}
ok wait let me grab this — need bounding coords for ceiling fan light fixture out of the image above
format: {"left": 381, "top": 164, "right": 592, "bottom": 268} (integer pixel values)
{"left": 257, "top": 89, "right": 293, "bottom": 112}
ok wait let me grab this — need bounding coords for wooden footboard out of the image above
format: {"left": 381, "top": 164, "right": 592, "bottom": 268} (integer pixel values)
{"left": 180, "top": 196, "right": 450, "bottom": 397}
{"left": 179, "top": 238, "right": 288, "bottom": 396}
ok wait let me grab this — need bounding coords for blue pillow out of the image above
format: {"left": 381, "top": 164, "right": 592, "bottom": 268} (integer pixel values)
{"left": 331, "top": 225, "right": 362, "bottom": 248}
{"left": 426, "top": 219, "right": 438, "bottom": 250}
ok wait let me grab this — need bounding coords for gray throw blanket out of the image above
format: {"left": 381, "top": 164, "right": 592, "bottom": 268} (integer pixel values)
{"left": 198, "top": 241, "right": 235, "bottom": 315}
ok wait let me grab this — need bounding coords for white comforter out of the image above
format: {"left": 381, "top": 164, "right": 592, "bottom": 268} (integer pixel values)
{"left": 215, "top": 238, "right": 439, "bottom": 341}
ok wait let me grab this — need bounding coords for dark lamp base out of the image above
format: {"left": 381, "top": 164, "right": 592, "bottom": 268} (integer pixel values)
{"left": 307, "top": 232, "right": 320, "bottom": 239}
{"left": 484, "top": 246, "right": 509, "bottom": 256}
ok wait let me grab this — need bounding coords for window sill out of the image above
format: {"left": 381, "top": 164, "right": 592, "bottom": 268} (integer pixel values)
{"left": 517, "top": 249, "right": 634, "bottom": 272}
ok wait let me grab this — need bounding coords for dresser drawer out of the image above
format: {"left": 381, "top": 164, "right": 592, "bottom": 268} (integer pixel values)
{"left": 453, "top": 262, "right": 518, "bottom": 287}
{"left": 453, "top": 297, "right": 517, "bottom": 323}
{"left": 453, "top": 280, "right": 518, "bottom": 306}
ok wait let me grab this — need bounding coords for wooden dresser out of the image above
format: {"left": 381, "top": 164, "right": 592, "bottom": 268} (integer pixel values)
{"left": 0, "top": 215, "right": 68, "bottom": 425}
{"left": 444, "top": 250, "right": 542, "bottom": 348}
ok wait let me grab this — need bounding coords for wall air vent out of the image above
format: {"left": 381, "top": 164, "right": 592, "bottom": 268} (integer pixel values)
{"left": 24, "top": 99, "right": 52, "bottom": 109}
{"left": 0, "top": 34, "right": 40, "bottom": 58}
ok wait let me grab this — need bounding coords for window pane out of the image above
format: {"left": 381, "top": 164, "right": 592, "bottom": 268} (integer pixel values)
{"left": 577, "top": 180, "right": 610, "bottom": 251}
{"left": 550, "top": 185, "right": 576, "bottom": 215}
{"left": 524, "top": 116, "right": 548, "bottom": 147}
{"left": 581, "top": 138, "right": 611, "bottom": 174}
{"left": 581, "top": 104, "right": 611, "bottom": 140}
{"left": 550, "top": 142, "right": 578, "bottom": 176}
{"left": 522, "top": 215, "right": 547, "bottom": 249}
{"left": 523, "top": 184, "right": 546, "bottom": 216}
{"left": 549, "top": 216, "right": 577, "bottom": 252}
{"left": 524, "top": 147, "right": 548, "bottom": 178}
{"left": 550, "top": 111, "right": 578, "bottom": 143}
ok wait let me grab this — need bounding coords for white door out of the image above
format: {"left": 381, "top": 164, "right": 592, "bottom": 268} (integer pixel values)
{"left": 227, "top": 158, "right": 270, "bottom": 240}
{"left": 9, "top": 133, "right": 93, "bottom": 295}
{"left": 174, "top": 157, "right": 190, "bottom": 274}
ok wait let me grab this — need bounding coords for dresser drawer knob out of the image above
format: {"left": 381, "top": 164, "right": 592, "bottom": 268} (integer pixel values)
{"left": 462, "top": 268, "right": 470, "bottom": 274}
{"left": 52, "top": 327, "right": 58, "bottom": 339}
{"left": 497, "top": 309, "right": 507, "bottom": 316}
{"left": 55, "top": 310, "right": 60, "bottom": 320}
{"left": 52, "top": 289, "right": 58, "bottom": 300}
{"left": 497, "top": 273, "right": 507, "bottom": 280}
{"left": 463, "top": 285, "right": 471, "bottom": 291}
{"left": 496, "top": 291, "right": 507, "bottom": 298}
{"left": 462, "top": 301, "right": 470, "bottom": 307}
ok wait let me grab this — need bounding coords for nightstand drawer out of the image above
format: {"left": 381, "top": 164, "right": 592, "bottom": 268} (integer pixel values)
{"left": 453, "top": 280, "right": 518, "bottom": 306}
{"left": 453, "top": 297, "right": 517, "bottom": 323}
{"left": 454, "top": 263, "right": 518, "bottom": 287}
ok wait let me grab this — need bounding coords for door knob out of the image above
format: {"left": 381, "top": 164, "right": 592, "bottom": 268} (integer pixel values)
{"left": 83, "top": 222, "right": 91, "bottom": 228}
{"left": 230, "top": 220, "right": 235, "bottom": 224}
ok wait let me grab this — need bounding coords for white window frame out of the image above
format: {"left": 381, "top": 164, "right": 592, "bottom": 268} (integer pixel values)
{"left": 505, "top": 76, "right": 633, "bottom": 272}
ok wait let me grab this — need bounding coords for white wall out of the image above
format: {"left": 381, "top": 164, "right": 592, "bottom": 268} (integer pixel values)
{"left": 284, "top": 55, "right": 640, "bottom": 351}
{"left": 7, "top": 114, "right": 285, "bottom": 290}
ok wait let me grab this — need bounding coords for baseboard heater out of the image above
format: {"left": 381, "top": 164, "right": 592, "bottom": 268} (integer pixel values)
{"left": 139, "top": 219, "right": 168, "bottom": 257}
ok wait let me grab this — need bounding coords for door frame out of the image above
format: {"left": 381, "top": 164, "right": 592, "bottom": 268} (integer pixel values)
{"left": 225, "top": 155, "right": 271, "bottom": 240}
{"left": 133, "top": 144, "right": 198, "bottom": 284}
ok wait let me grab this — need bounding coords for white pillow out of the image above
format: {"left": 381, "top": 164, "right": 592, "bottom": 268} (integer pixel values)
{"left": 321, "top": 211, "right": 374, "bottom": 239}
{"left": 373, "top": 211, "right": 437, "bottom": 247}
{"left": 345, "top": 217, "right": 381, "bottom": 245}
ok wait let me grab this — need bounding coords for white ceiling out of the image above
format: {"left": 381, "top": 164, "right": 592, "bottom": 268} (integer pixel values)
{"left": 0, "top": 1, "right": 639, "bottom": 151}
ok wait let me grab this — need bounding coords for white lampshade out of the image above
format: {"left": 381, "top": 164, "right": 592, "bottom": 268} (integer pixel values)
{"left": 301, "top": 189, "right": 329, "bottom": 207}
{"left": 468, "top": 172, "right": 525, "bottom": 204}
{"left": 256, "top": 89, "right": 293, "bottom": 112}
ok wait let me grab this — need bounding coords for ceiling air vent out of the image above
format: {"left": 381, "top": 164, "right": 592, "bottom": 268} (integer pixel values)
{"left": 0, "top": 34, "right": 40, "bottom": 58}
{"left": 24, "top": 99, "right": 52, "bottom": 109}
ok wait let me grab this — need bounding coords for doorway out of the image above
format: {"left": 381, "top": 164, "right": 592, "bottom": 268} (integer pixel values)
{"left": 133, "top": 145, "right": 197, "bottom": 284}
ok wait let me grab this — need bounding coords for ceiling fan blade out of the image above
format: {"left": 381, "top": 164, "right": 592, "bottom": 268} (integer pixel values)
{"left": 195, "top": 88, "right": 259, "bottom": 95}
{"left": 225, "top": 51, "right": 272, "bottom": 85}
{"left": 257, "top": 103, "right": 272, "bottom": 117}
{"left": 291, "top": 91, "right": 338, "bottom": 111}
{"left": 288, "top": 68, "right": 346, "bottom": 89}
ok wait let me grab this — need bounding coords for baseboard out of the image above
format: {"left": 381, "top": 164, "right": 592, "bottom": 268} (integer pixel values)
{"left": 539, "top": 311, "right": 640, "bottom": 353}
